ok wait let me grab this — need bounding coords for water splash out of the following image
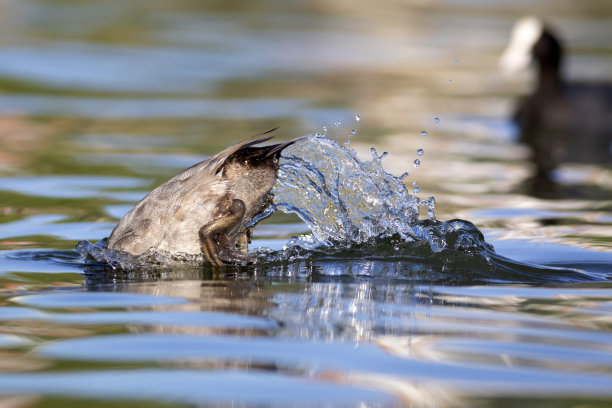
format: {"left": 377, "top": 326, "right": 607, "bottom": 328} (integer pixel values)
{"left": 77, "top": 134, "right": 601, "bottom": 282}
{"left": 245, "top": 134, "right": 504, "bottom": 261}
{"left": 346, "top": 129, "right": 357, "bottom": 147}
{"left": 76, "top": 238, "right": 205, "bottom": 271}
{"left": 247, "top": 135, "right": 427, "bottom": 248}
{"left": 247, "top": 135, "right": 597, "bottom": 282}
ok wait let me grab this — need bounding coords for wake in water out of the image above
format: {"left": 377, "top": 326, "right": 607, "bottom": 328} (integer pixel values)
{"left": 77, "top": 134, "right": 600, "bottom": 283}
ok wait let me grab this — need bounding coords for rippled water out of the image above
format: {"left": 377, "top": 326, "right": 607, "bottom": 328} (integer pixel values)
{"left": 1, "top": 0, "right": 612, "bottom": 407}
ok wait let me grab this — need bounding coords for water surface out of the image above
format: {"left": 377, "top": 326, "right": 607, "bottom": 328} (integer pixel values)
{"left": 0, "top": 0, "right": 611, "bottom": 407}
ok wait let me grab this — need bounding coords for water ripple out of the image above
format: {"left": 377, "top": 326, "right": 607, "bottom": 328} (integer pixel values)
{"left": 33, "top": 333, "right": 612, "bottom": 397}
{"left": 11, "top": 291, "right": 187, "bottom": 309}
{"left": 0, "top": 369, "right": 391, "bottom": 406}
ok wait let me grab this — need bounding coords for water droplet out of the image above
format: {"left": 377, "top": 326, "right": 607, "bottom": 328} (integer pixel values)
{"left": 448, "top": 79, "right": 452, "bottom": 83}
{"left": 434, "top": 117, "right": 440, "bottom": 124}
{"left": 417, "top": 149, "right": 424, "bottom": 156}
{"left": 412, "top": 181, "right": 418, "bottom": 186}
{"left": 454, "top": 59, "right": 459, "bottom": 65}
{"left": 413, "top": 186, "right": 421, "bottom": 194}
{"left": 370, "top": 148, "right": 388, "bottom": 162}
{"left": 351, "top": 129, "right": 356, "bottom": 135}
{"left": 427, "top": 196, "right": 436, "bottom": 220}
{"left": 413, "top": 159, "right": 420, "bottom": 168}
{"left": 322, "top": 126, "right": 328, "bottom": 134}
{"left": 334, "top": 120, "right": 341, "bottom": 127}
{"left": 420, "top": 130, "right": 427, "bottom": 137}
{"left": 355, "top": 114, "right": 361, "bottom": 122}
{"left": 420, "top": 200, "right": 428, "bottom": 207}
{"left": 400, "top": 172, "right": 409, "bottom": 180}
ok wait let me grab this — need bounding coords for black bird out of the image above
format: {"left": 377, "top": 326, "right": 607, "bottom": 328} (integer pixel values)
{"left": 107, "top": 128, "right": 300, "bottom": 266}
{"left": 500, "top": 17, "right": 612, "bottom": 195}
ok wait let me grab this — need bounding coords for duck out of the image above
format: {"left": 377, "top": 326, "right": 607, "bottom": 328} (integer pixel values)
{"left": 107, "top": 128, "right": 299, "bottom": 266}
{"left": 500, "top": 17, "right": 612, "bottom": 194}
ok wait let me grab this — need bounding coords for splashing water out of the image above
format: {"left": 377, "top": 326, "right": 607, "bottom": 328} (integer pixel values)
{"left": 77, "top": 134, "right": 602, "bottom": 282}
{"left": 246, "top": 135, "right": 599, "bottom": 282}
{"left": 249, "top": 134, "right": 437, "bottom": 248}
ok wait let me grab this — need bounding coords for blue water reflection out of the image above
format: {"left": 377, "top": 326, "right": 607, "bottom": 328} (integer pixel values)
{"left": 0, "top": 176, "right": 148, "bottom": 199}
{"left": 32, "top": 333, "right": 612, "bottom": 397}
{"left": 12, "top": 291, "right": 187, "bottom": 308}
{"left": 0, "top": 370, "right": 392, "bottom": 406}
{"left": 0, "top": 214, "right": 114, "bottom": 240}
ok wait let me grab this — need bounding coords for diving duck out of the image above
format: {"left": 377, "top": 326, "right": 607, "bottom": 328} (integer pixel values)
{"left": 107, "top": 128, "right": 298, "bottom": 266}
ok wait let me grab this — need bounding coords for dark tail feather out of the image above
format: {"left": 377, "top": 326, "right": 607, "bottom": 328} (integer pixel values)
{"left": 238, "top": 127, "right": 280, "bottom": 150}
{"left": 263, "top": 136, "right": 304, "bottom": 158}
{"left": 210, "top": 128, "right": 279, "bottom": 174}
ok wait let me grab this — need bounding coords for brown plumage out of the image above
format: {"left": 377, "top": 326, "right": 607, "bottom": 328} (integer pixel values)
{"left": 107, "top": 128, "right": 299, "bottom": 266}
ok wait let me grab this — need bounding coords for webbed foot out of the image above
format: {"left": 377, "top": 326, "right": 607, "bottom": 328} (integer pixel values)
{"left": 199, "top": 197, "right": 254, "bottom": 266}
{"left": 217, "top": 247, "right": 255, "bottom": 265}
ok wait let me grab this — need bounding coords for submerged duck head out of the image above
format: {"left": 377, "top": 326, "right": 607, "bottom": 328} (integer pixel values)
{"left": 107, "top": 128, "right": 300, "bottom": 266}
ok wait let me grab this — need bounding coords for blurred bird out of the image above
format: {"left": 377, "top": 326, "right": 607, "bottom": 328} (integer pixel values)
{"left": 107, "top": 128, "right": 299, "bottom": 266}
{"left": 500, "top": 17, "right": 612, "bottom": 196}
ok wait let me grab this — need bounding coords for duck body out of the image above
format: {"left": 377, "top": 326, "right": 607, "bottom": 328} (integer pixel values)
{"left": 107, "top": 128, "right": 296, "bottom": 266}
{"left": 559, "top": 81, "right": 612, "bottom": 163}
{"left": 502, "top": 17, "right": 612, "bottom": 180}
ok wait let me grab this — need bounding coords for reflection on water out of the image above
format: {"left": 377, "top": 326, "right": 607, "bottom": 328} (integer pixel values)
{"left": 2, "top": 269, "right": 612, "bottom": 406}
{"left": 0, "top": 370, "right": 393, "bottom": 407}
{"left": 0, "top": 0, "right": 611, "bottom": 406}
